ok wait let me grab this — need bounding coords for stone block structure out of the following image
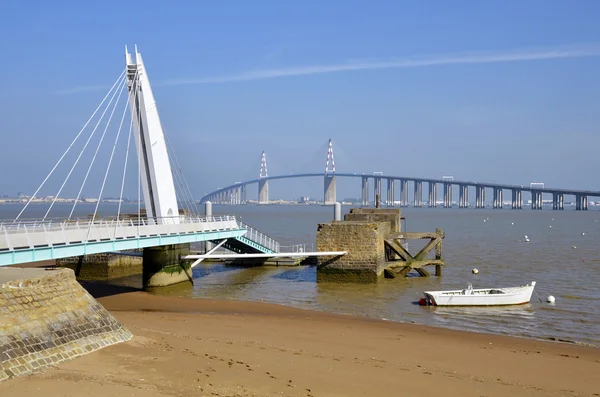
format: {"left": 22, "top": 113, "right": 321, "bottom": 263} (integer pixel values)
{"left": 316, "top": 221, "right": 391, "bottom": 283}
{"left": 56, "top": 253, "right": 142, "bottom": 280}
{"left": 343, "top": 208, "right": 402, "bottom": 233}
{"left": 0, "top": 267, "right": 132, "bottom": 382}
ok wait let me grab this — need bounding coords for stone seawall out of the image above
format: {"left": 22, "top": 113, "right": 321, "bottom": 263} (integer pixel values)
{"left": 0, "top": 268, "right": 132, "bottom": 382}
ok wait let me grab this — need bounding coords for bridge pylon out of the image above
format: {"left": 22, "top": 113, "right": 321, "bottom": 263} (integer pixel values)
{"left": 126, "top": 46, "right": 179, "bottom": 223}
{"left": 324, "top": 139, "right": 337, "bottom": 205}
{"left": 258, "top": 151, "right": 269, "bottom": 204}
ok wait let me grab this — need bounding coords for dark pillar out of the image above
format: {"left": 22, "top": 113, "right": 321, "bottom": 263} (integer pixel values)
{"left": 143, "top": 243, "right": 192, "bottom": 288}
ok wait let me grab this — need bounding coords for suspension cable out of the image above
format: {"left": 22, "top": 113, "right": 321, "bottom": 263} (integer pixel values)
{"left": 164, "top": 132, "right": 201, "bottom": 215}
{"left": 15, "top": 69, "right": 126, "bottom": 221}
{"left": 43, "top": 76, "right": 126, "bottom": 220}
{"left": 87, "top": 83, "right": 130, "bottom": 239}
{"left": 70, "top": 78, "right": 127, "bottom": 220}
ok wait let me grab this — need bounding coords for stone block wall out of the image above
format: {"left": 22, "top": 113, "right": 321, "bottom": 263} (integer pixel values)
{"left": 56, "top": 253, "right": 142, "bottom": 280}
{"left": 344, "top": 208, "right": 402, "bottom": 232}
{"left": 316, "top": 221, "right": 391, "bottom": 283}
{"left": 0, "top": 268, "right": 132, "bottom": 382}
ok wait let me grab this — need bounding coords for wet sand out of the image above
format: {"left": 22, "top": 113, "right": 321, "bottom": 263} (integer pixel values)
{"left": 1, "top": 283, "right": 599, "bottom": 397}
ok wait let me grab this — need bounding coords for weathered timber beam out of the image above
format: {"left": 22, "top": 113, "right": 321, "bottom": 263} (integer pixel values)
{"left": 388, "top": 232, "right": 443, "bottom": 240}
{"left": 413, "top": 237, "right": 440, "bottom": 261}
{"left": 415, "top": 268, "right": 430, "bottom": 277}
{"left": 386, "top": 259, "right": 444, "bottom": 269}
{"left": 384, "top": 239, "right": 413, "bottom": 261}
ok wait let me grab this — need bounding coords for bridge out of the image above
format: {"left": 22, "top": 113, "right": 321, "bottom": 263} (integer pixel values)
{"left": 201, "top": 143, "right": 600, "bottom": 210}
{"left": 0, "top": 47, "right": 343, "bottom": 283}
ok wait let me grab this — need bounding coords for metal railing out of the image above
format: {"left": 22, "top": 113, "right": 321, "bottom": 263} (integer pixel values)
{"left": 235, "top": 219, "right": 280, "bottom": 253}
{"left": 0, "top": 215, "right": 240, "bottom": 251}
{"left": 278, "top": 243, "right": 314, "bottom": 253}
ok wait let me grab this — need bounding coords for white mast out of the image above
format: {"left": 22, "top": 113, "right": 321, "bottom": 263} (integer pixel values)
{"left": 126, "top": 46, "right": 180, "bottom": 223}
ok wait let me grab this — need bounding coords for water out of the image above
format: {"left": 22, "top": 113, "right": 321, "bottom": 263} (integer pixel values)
{"left": 3, "top": 203, "right": 599, "bottom": 346}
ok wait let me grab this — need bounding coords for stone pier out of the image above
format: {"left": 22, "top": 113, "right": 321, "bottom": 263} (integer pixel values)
{"left": 142, "top": 243, "right": 192, "bottom": 288}
{"left": 316, "top": 208, "right": 444, "bottom": 282}
{"left": 316, "top": 221, "right": 391, "bottom": 283}
{"left": 0, "top": 268, "right": 131, "bottom": 382}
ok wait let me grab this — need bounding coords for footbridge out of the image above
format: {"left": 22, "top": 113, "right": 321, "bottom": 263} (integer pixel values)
{"left": 1, "top": 47, "right": 288, "bottom": 285}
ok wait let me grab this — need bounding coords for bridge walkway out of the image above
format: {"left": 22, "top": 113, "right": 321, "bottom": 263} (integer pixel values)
{"left": 0, "top": 216, "right": 279, "bottom": 267}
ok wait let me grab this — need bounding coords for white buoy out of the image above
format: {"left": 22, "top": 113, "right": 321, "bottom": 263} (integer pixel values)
{"left": 546, "top": 295, "right": 556, "bottom": 304}
{"left": 472, "top": 268, "right": 479, "bottom": 274}
{"left": 484, "top": 219, "right": 487, "bottom": 223}
{"left": 525, "top": 238, "right": 530, "bottom": 243}
{"left": 572, "top": 246, "right": 577, "bottom": 249}
{"left": 582, "top": 232, "right": 585, "bottom": 236}
{"left": 511, "top": 222, "right": 514, "bottom": 225}
{"left": 549, "top": 225, "right": 552, "bottom": 228}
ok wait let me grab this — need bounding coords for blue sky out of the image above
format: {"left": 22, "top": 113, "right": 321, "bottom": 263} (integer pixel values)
{"left": 1, "top": 0, "right": 600, "bottom": 201}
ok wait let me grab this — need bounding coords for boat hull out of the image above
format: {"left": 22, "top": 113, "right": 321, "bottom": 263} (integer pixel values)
{"left": 423, "top": 282, "right": 536, "bottom": 307}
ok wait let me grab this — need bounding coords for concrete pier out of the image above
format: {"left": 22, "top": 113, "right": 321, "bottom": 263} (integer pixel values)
{"left": 258, "top": 179, "right": 269, "bottom": 204}
{"left": 374, "top": 177, "right": 382, "bottom": 204}
{"left": 361, "top": 176, "right": 369, "bottom": 206}
{"left": 142, "top": 243, "right": 192, "bottom": 288}
{"left": 429, "top": 182, "right": 437, "bottom": 207}
{"left": 386, "top": 179, "right": 395, "bottom": 206}
{"left": 400, "top": 179, "right": 409, "bottom": 207}
{"left": 458, "top": 184, "right": 469, "bottom": 208}
{"left": 443, "top": 183, "right": 453, "bottom": 208}
{"left": 324, "top": 174, "right": 337, "bottom": 205}
{"left": 414, "top": 181, "right": 423, "bottom": 207}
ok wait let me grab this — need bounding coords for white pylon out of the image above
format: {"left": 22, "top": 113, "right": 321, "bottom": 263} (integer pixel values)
{"left": 259, "top": 151, "right": 268, "bottom": 179}
{"left": 325, "top": 139, "right": 335, "bottom": 175}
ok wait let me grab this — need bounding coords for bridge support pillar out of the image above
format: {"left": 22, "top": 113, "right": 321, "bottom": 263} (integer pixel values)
{"left": 258, "top": 179, "right": 269, "bottom": 204}
{"left": 517, "top": 190, "right": 522, "bottom": 209}
{"left": 414, "top": 181, "right": 423, "bottom": 207}
{"left": 429, "top": 182, "right": 437, "bottom": 207}
{"left": 400, "top": 180, "right": 408, "bottom": 207}
{"left": 143, "top": 243, "right": 192, "bottom": 288}
{"left": 324, "top": 175, "right": 337, "bottom": 205}
{"left": 386, "top": 179, "right": 395, "bottom": 206}
{"left": 374, "top": 177, "right": 382, "bottom": 206}
{"left": 559, "top": 193, "right": 564, "bottom": 210}
{"left": 443, "top": 183, "right": 453, "bottom": 208}
{"left": 361, "top": 177, "right": 369, "bottom": 206}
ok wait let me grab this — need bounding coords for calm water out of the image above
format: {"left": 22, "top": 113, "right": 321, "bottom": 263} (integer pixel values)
{"left": 3, "top": 203, "right": 600, "bottom": 346}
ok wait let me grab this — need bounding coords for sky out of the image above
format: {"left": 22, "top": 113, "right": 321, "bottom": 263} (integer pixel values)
{"left": 1, "top": 0, "right": 600, "bottom": 202}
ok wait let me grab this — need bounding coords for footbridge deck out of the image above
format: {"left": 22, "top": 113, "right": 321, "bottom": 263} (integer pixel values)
{"left": 0, "top": 216, "right": 279, "bottom": 266}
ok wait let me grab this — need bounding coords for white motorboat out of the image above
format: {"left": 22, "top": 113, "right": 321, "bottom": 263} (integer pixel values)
{"left": 421, "top": 281, "right": 536, "bottom": 306}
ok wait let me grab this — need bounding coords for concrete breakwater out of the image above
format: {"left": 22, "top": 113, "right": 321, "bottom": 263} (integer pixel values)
{"left": 0, "top": 268, "right": 132, "bottom": 381}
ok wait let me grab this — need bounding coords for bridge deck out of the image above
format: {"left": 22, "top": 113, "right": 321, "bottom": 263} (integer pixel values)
{"left": 0, "top": 216, "right": 279, "bottom": 266}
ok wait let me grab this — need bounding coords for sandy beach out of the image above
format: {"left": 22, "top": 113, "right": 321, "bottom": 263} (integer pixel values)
{"left": 0, "top": 281, "right": 598, "bottom": 397}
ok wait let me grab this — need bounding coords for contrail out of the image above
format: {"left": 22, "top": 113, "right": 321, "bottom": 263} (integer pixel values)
{"left": 56, "top": 45, "right": 600, "bottom": 94}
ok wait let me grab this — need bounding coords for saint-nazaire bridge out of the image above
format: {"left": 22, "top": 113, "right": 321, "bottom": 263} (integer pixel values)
{"left": 201, "top": 141, "right": 600, "bottom": 211}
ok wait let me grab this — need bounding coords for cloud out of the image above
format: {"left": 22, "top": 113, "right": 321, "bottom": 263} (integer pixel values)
{"left": 56, "top": 44, "right": 600, "bottom": 94}
{"left": 159, "top": 45, "right": 600, "bottom": 86}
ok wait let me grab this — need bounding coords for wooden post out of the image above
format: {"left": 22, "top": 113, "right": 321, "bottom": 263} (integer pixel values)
{"left": 435, "top": 228, "right": 443, "bottom": 276}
